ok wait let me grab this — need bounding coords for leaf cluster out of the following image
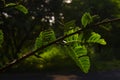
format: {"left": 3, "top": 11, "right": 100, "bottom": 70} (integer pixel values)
{"left": 34, "top": 13, "right": 107, "bottom": 73}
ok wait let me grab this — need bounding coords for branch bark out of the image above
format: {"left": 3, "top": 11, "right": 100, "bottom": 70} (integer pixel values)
{"left": 0, "top": 18, "right": 120, "bottom": 72}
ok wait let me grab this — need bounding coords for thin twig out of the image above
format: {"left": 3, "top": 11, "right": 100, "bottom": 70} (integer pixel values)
{"left": 0, "top": 18, "right": 120, "bottom": 72}
{"left": 94, "top": 18, "right": 120, "bottom": 26}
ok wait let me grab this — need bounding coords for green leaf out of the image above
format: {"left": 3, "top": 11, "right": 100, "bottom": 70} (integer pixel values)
{"left": 81, "top": 12, "right": 92, "bottom": 27}
{"left": 66, "top": 46, "right": 77, "bottom": 60}
{"left": 87, "top": 32, "right": 106, "bottom": 45}
{"left": 64, "top": 20, "right": 76, "bottom": 29}
{"left": 0, "top": 30, "right": 4, "bottom": 47}
{"left": 74, "top": 46, "right": 87, "bottom": 57}
{"left": 97, "top": 39, "right": 106, "bottom": 45}
{"left": 35, "top": 32, "right": 43, "bottom": 49}
{"left": 74, "top": 46, "right": 90, "bottom": 73}
{"left": 5, "top": 3, "right": 28, "bottom": 14}
{"left": 40, "top": 46, "right": 66, "bottom": 62}
{"left": 34, "top": 28, "right": 56, "bottom": 56}
{"left": 66, "top": 46, "right": 90, "bottom": 73}
{"left": 78, "top": 56, "right": 90, "bottom": 73}
{"left": 15, "top": 5, "right": 28, "bottom": 14}
{"left": 64, "top": 27, "right": 91, "bottom": 73}
{"left": 5, "top": 3, "right": 16, "bottom": 7}
{"left": 65, "top": 27, "right": 80, "bottom": 47}
{"left": 35, "top": 28, "right": 56, "bottom": 48}
{"left": 78, "top": 32, "right": 84, "bottom": 42}
{"left": 87, "top": 32, "right": 101, "bottom": 43}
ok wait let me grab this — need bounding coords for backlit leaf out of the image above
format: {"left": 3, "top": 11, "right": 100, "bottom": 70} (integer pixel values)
{"left": 97, "top": 39, "right": 106, "bottom": 45}
{"left": 74, "top": 46, "right": 87, "bottom": 57}
{"left": 5, "top": 3, "right": 16, "bottom": 7}
{"left": 34, "top": 28, "right": 56, "bottom": 56}
{"left": 15, "top": 5, "right": 28, "bottom": 14}
{"left": 81, "top": 12, "right": 92, "bottom": 27}
{"left": 66, "top": 46, "right": 90, "bottom": 73}
{"left": 64, "top": 20, "right": 76, "bottom": 29}
{"left": 78, "top": 56, "right": 90, "bottom": 73}
{"left": 87, "top": 32, "right": 106, "bottom": 45}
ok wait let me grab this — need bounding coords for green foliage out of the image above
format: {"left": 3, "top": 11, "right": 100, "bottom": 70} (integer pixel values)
{"left": 66, "top": 46, "right": 90, "bottom": 73}
{"left": 15, "top": 5, "right": 28, "bottom": 14}
{"left": 0, "top": 30, "right": 4, "bottom": 47}
{"left": 5, "top": 3, "right": 16, "bottom": 7}
{"left": 87, "top": 32, "right": 106, "bottom": 45}
{"left": 35, "top": 28, "right": 56, "bottom": 48}
{"left": 63, "top": 24, "right": 106, "bottom": 73}
{"left": 78, "top": 56, "right": 90, "bottom": 73}
{"left": 34, "top": 25, "right": 92, "bottom": 73}
{"left": 81, "top": 12, "right": 93, "bottom": 27}
{"left": 40, "top": 46, "right": 66, "bottom": 62}
{"left": 64, "top": 27, "right": 90, "bottom": 73}
{"left": 74, "top": 46, "right": 87, "bottom": 57}
{"left": 112, "top": 0, "right": 120, "bottom": 8}
{"left": 5, "top": 3, "right": 28, "bottom": 14}
{"left": 64, "top": 20, "right": 76, "bottom": 30}
{"left": 35, "top": 28, "right": 56, "bottom": 55}
{"left": 64, "top": 28, "right": 79, "bottom": 47}
{"left": 1, "top": 0, "right": 118, "bottom": 73}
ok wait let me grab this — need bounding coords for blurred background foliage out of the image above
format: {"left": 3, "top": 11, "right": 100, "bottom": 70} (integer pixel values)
{"left": 0, "top": 0, "right": 120, "bottom": 72}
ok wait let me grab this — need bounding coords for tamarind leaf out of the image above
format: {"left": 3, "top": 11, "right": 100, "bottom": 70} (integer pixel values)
{"left": 5, "top": 3, "right": 28, "bottom": 14}
{"left": 15, "top": 5, "right": 28, "bottom": 14}
{"left": 5, "top": 3, "right": 16, "bottom": 7}
{"left": 87, "top": 32, "right": 106, "bottom": 45}
{"left": 74, "top": 46, "right": 87, "bottom": 57}
{"left": 77, "top": 56, "right": 90, "bottom": 73}
{"left": 34, "top": 28, "right": 56, "bottom": 56}
{"left": 81, "top": 12, "right": 92, "bottom": 27}
{"left": 64, "top": 20, "right": 76, "bottom": 29}
{"left": 66, "top": 46, "right": 90, "bottom": 73}
{"left": 97, "top": 39, "right": 106, "bottom": 45}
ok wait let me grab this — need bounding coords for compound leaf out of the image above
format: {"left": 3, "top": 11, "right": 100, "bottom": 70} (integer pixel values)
{"left": 15, "top": 5, "right": 28, "bottom": 14}
{"left": 81, "top": 12, "right": 92, "bottom": 27}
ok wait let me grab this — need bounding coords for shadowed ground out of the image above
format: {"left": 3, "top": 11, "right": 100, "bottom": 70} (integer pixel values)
{"left": 1, "top": 70, "right": 120, "bottom": 80}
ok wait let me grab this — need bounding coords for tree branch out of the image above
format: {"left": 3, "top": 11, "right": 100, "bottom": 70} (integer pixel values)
{"left": 0, "top": 18, "right": 120, "bottom": 72}
{"left": 94, "top": 18, "right": 120, "bottom": 26}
